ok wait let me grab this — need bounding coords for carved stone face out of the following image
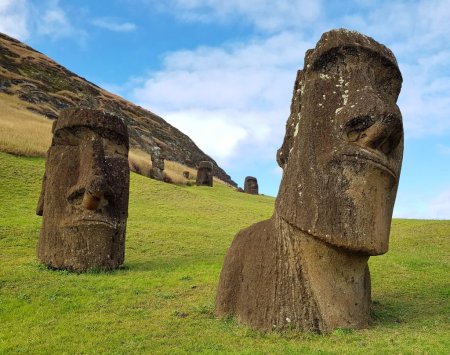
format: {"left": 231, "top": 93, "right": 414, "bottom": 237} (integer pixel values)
{"left": 244, "top": 176, "right": 259, "bottom": 195}
{"left": 196, "top": 161, "right": 213, "bottom": 186}
{"left": 276, "top": 30, "right": 403, "bottom": 255}
{"left": 37, "top": 108, "right": 130, "bottom": 271}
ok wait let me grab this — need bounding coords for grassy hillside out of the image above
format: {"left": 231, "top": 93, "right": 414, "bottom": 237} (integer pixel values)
{"left": 0, "top": 152, "right": 449, "bottom": 354}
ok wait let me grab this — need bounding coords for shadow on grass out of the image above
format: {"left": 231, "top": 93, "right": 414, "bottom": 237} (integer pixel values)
{"left": 371, "top": 283, "right": 449, "bottom": 328}
{"left": 123, "top": 254, "right": 222, "bottom": 272}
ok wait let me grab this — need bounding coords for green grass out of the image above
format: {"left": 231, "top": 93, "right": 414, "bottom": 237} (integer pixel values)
{"left": 0, "top": 151, "right": 449, "bottom": 354}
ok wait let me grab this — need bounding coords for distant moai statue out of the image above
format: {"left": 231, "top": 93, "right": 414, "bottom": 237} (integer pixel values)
{"left": 36, "top": 108, "right": 130, "bottom": 272}
{"left": 196, "top": 161, "right": 213, "bottom": 186}
{"left": 216, "top": 29, "right": 404, "bottom": 333}
{"left": 244, "top": 176, "right": 258, "bottom": 195}
{"left": 150, "top": 146, "right": 165, "bottom": 181}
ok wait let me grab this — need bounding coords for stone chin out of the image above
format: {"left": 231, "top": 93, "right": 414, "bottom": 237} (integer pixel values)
{"left": 276, "top": 152, "right": 400, "bottom": 256}
{"left": 325, "top": 158, "right": 398, "bottom": 255}
{"left": 38, "top": 222, "right": 126, "bottom": 271}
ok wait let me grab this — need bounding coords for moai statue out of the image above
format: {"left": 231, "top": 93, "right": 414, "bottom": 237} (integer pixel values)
{"left": 196, "top": 161, "right": 213, "bottom": 187}
{"left": 150, "top": 146, "right": 165, "bottom": 181}
{"left": 216, "top": 29, "right": 404, "bottom": 333}
{"left": 36, "top": 108, "right": 130, "bottom": 272}
{"left": 244, "top": 176, "right": 258, "bottom": 195}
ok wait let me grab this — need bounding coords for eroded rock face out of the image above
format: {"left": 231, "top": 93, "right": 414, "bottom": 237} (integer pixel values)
{"left": 36, "top": 108, "right": 130, "bottom": 272}
{"left": 216, "top": 29, "right": 403, "bottom": 333}
{"left": 244, "top": 176, "right": 258, "bottom": 195}
{"left": 196, "top": 161, "right": 213, "bottom": 187}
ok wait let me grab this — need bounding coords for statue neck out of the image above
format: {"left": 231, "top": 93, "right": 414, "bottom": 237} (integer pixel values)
{"left": 275, "top": 213, "right": 372, "bottom": 331}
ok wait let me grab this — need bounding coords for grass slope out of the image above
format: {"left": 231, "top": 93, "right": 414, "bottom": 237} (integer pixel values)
{"left": 0, "top": 152, "right": 449, "bottom": 354}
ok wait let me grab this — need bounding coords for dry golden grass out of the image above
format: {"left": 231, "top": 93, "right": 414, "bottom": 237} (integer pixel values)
{"left": 165, "top": 160, "right": 196, "bottom": 184}
{"left": 128, "top": 149, "right": 196, "bottom": 186}
{"left": 0, "top": 93, "right": 229, "bottom": 186}
{"left": 165, "top": 160, "right": 229, "bottom": 186}
{"left": 128, "top": 150, "right": 229, "bottom": 186}
{"left": 0, "top": 93, "right": 52, "bottom": 157}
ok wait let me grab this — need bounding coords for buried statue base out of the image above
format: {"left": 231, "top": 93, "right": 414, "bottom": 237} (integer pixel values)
{"left": 216, "top": 29, "right": 403, "bottom": 333}
{"left": 216, "top": 212, "right": 371, "bottom": 332}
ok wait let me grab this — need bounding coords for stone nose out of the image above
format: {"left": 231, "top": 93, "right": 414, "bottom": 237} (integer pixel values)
{"left": 78, "top": 135, "right": 112, "bottom": 211}
{"left": 345, "top": 114, "right": 403, "bottom": 155}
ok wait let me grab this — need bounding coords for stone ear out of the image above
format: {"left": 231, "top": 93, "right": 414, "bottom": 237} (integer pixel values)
{"left": 36, "top": 174, "right": 46, "bottom": 216}
{"left": 51, "top": 120, "right": 58, "bottom": 134}
{"left": 276, "top": 69, "right": 304, "bottom": 169}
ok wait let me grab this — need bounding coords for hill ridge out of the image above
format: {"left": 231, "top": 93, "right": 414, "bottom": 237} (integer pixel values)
{"left": 0, "top": 32, "right": 236, "bottom": 186}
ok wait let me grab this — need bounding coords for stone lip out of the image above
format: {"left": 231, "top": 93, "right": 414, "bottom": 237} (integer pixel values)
{"left": 0, "top": 32, "right": 236, "bottom": 186}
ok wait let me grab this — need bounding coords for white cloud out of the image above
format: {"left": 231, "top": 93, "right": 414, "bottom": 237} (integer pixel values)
{"left": 92, "top": 17, "right": 137, "bottom": 32}
{"left": 0, "top": 0, "right": 87, "bottom": 43}
{"left": 327, "top": 0, "right": 450, "bottom": 139}
{"left": 398, "top": 61, "right": 450, "bottom": 138}
{"left": 152, "top": 0, "right": 323, "bottom": 32}
{"left": 163, "top": 109, "right": 248, "bottom": 159}
{"left": 127, "top": 0, "right": 450, "bottom": 167}
{"left": 130, "top": 32, "right": 312, "bottom": 164}
{"left": 36, "top": 0, "right": 86, "bottom": 41}
{"left": 0, "top": 0, "right": 29, "bottom": 40}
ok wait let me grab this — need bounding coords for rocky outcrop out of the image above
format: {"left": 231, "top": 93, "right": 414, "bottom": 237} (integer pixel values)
{"left": 0, "top": 32, "right": 236, "bottom": 186}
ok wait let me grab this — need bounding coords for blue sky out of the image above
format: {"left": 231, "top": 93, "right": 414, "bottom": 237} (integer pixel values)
{"left": 1, "top": 0, "right": 449, "bottom": 219}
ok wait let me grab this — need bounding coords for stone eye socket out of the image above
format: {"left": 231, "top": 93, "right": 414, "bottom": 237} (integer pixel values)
{"left": 344, "top": 114, "right": 403, "bottom": 154}
{"left": 53, "top": 129, "right": 81, "bottom": 146}
{"left": 344, "top": 116, "right": 375, "bottom": 142}
{"left": 104, "top": 140, "right": 128, "bottom": 157}
{"left": 67, "top": 187, "right": 85, "bottom": 204}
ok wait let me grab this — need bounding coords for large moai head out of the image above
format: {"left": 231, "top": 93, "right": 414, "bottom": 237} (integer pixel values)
{"left": 244, "top": 176, "right": 259, "bottom": 195}
{"left": 196, "top": 161, "right": 214, "bottom": 186}
{"left": 36, "top": 108, "right": 130, "bottom": 272}
{"left": 276, "top": 29, "right": 403, "bottom": 255}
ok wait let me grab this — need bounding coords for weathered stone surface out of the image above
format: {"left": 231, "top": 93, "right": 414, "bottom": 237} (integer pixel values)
{"left": 216, "top": 29, "right": 404, "bottom": 333}
{"left": 196, "top": 161, "right": 213, "bottom": 187}
{"left": 36, "top": 108, "right": 130, "bottom": 272}
{"left": 0, "top": 32, "right": 236, "bottom": 186}
{"left": 150, "top": 146, "right": 165, "bottom": 181}
{"left": 244, "top": 176, "right": 258, "bottom": 195}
